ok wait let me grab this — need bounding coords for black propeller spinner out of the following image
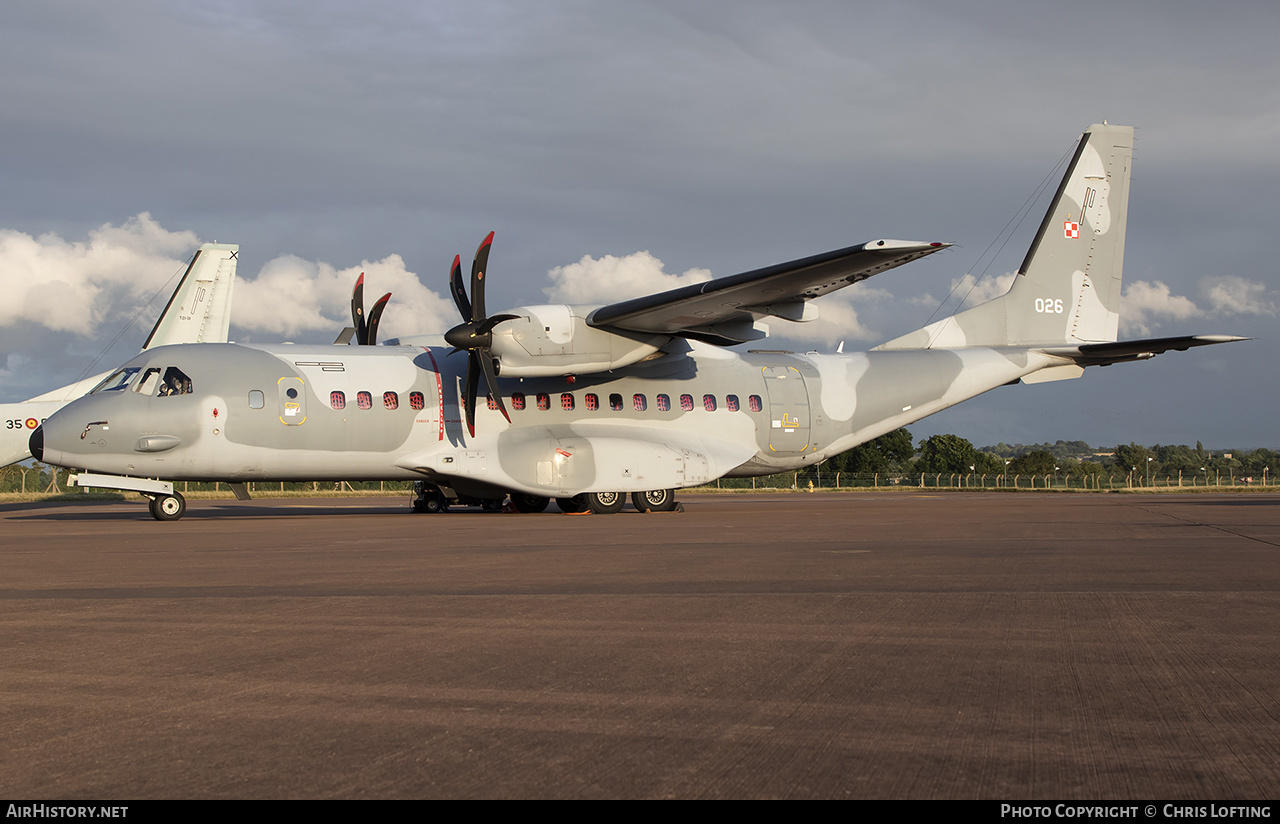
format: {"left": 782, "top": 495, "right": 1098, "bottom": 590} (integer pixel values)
{"left": 444, "top": 231, "right": 517, "bottom": 437}
{"left": 350, "top": 272, "right": 392, "bottom": 346}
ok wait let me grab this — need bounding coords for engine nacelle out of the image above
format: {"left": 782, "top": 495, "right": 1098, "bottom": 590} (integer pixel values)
{"left": 489, "top": 305, "right": 669, "bottom": 377}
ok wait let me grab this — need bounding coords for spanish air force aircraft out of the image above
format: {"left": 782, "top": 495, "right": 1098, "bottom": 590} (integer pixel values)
{"left": 1, "top": 243, "right": 238, "bottom": 467}
{"left": 31, "top": 124, "right": 1243, "bottom": 519}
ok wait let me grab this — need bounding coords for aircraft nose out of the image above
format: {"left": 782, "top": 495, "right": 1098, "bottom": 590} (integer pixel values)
{"left": 29, "top": 425, "right": 43, "bottom": 462}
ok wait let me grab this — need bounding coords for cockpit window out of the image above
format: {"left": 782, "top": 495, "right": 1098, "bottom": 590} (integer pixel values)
{"left": 158, "top": 367, "right": 193, "bottom": 396}
{"left": 133, "top": 367, "right": 163, "bottom": 395}
{"left": 92, "top": 367, "right": 141, "bottom": 393}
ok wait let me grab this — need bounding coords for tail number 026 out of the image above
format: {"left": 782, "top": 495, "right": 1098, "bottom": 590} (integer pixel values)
{"left": 1034, "top": 298, "right": 1064, "bottom": 314}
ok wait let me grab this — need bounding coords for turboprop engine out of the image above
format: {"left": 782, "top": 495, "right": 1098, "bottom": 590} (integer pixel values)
{"left": 488, "top": 304, "right": 670, "bottom": 377}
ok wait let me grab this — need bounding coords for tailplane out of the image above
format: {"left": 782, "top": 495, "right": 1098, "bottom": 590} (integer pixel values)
{"left": 879, "top": 123, "right": 1134, "bottom": 350}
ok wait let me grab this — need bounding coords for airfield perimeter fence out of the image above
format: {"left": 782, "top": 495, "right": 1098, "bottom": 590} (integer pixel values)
{"left": 0, "top": 464, "right": 1272, "bottom": 496}
{"left": 701, "top": 468, "right": 1271, "bottom": 492}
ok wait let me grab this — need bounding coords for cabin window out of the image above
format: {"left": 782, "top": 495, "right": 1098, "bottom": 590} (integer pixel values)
{"left": 330, "top": 391, "right": 346, "bottom": 410}
{"left": 561, "top": 393, "right": 575, "bottom": 411}
{"left": 680, "top": 394, "right": 694, "bottom": 411}
{"left": 609, "top": 393, "right": 623, "bottom": 411}
{"left": 357, "top": 391, "right": 373, "bottom": 409}
{"left": 409, "top": 392, "right": 425, "bottom": 410}
{"left": 249, "top": 390, "right": 265, "bottom": 409}
{"left": 383, "top": 391, "right": 398, "bottom": 410}
{"left": 657, "top": 394, "right": 671, "bottom": 412}
{"left": 703, "top": 394, "right": 717, "bottom": 412}
{"left": 585, "top": 393, "right": 599, "bottom": 411}
{"left": 726, "top": 394, "right": 740, "bottom": 412}
{"left": 633, "top": 394, "right": 647, "bottom": 411}
{"left": 749, "top": 394, "right": 762, "bottom": 412}
{"left": 511, "top": 392, "right": 526, "bottom": 411}
{"left": 537, "top": 393, "right": 550, "bottom": 411}
{"left": 159, "top": 367, "right": 193, "bottom": 396}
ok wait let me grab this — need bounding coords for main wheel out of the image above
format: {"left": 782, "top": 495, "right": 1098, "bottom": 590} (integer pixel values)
{"left": 586, "top": 491, "right": 625, "bottom": 514}
{"left": 422, "top": 494, "right": 445, "bottom": 513}
{"left": 511, "top": 493, "right": 550, "bottom": 513}
{"left": 631, "top": 489, "right": 677, "bottom": 512}
{"left": 482, "top": 498, "right": 505, "bottom": 511}
{"left": 149, "top": 492, "right": 186, "bottom": 521}
{"left": 555, "top": 495, "right": 587, "bottom": 514}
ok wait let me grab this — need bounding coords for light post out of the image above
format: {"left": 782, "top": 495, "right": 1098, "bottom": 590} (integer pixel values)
{"left": 1146, "top": 456, "right": 1153, "bottom": 488}
{"left": 1004, "top": 460, "right": 1010, "bottom": 488}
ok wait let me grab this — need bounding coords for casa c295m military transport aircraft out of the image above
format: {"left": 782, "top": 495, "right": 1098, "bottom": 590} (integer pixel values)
{"left": 30, "top": 124, "right": 1244, "bottom": 519}
{"left": 0, "top": 242, "right": 238, "bottom": 467}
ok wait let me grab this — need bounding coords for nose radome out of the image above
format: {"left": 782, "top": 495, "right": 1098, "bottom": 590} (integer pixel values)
{"left": 28, "top": 425, "right": 43, "bottom": 462}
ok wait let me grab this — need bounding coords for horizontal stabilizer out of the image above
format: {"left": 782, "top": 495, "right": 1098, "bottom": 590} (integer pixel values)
{"left": 1043, "top": 334, "right": 1248, "bottom": 367}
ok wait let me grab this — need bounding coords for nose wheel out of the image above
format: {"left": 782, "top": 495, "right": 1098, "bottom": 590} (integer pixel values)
{"left": 148, "top": 492, "right": 186, "bottom": 521}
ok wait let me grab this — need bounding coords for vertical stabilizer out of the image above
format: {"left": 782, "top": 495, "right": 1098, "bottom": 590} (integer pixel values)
{"left": 142, "top": 242, "right": 239, "bottom": 348}
{"left": 878, "top": 123, "right": 1133, "bottom": 350}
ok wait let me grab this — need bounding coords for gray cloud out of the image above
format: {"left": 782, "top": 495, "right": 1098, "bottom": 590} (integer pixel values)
{"left": 2, "top": 0, "right": 1276, "bottom": 446}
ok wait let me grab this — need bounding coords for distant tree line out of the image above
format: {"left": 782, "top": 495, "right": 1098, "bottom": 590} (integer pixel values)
{"left": 4, "top": 433, "right": 1278, "bottom": 494}
{"left": 824, "top": 430, "right": 1280, "bottom": 480}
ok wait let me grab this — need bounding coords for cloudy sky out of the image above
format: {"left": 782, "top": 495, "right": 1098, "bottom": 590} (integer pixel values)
{"left": 2, "top": 0, "right": 1276, "bottom": 448}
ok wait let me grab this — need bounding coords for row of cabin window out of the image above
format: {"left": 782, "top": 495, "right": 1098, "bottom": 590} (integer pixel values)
{"left": 325, "top": 390, "right": 764, "bottom": 414}
{"left": 328, "top": 391, "right": 425, "bottom": 411}
{"left": 491, "top": 392, "right": 763, "bottom": 413}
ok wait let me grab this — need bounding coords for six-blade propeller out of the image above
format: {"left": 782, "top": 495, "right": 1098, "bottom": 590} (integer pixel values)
{"left": 350, "top": 273, "right": 391, "bottom": 346}
{"left": 444, "top": 231, "right": 516, "bottom": 437}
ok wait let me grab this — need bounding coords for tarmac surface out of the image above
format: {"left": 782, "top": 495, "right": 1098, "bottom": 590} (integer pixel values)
{"left": 2, "top": 491, "right": 1278, "bottom": 799}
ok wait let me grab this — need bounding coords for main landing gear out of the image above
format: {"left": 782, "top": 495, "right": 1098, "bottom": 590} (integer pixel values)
{"left": 412, "top": 481, "right": 678, "bottom": 514}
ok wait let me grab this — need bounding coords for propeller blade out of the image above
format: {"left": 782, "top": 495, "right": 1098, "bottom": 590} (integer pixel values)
{"left": 351, "top": 272, "right": 368, "bottom": 345}
{"left": 477, "top": 349, "right": 511, "bottom": 424}
{"left": 448, "top": 255, "right": 470, "bottom": 321}
{"left": 464, "top": 352, "right": 481, "bottom": 438}
{"left": 470, "top": 231, "right": 494, "bottom": 321}
{"left": 365, "top": 292, "right": 391, "bottom": 347}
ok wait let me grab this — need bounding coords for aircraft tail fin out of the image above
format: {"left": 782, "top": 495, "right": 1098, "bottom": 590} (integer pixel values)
{"left": 878, "top": 123, "right": 1134, "bottom": 350}
{"left": 142, "top": 242, "right": 239, "bottom": 349}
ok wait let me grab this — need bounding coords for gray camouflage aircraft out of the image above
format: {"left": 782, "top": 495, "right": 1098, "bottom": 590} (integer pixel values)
{"left": 31, "top": 124, "right": 1243, "bottom": 519}
{"left": 1, "top": 243, "right": 238, "bottom": 467}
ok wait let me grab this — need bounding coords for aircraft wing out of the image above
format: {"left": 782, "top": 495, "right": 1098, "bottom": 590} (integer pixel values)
{"left": 1044, "top": 334, "right": 1248, "bottom": 366}
{"left": 587, "top": 239, "right": 949, "bottom": 345}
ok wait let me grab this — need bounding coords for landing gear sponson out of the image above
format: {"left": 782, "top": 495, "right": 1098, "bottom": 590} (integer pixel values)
{"left": 413, "top": 481, "right": 677, "bottom": 514}
{"left": 70, "top": 472, "right": 188, "bottom": 521}
{"left": 69, "top": 472, "right": 253, "bottom": 521}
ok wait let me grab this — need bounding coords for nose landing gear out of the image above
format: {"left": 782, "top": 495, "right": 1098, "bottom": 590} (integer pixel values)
{"left": 147, "top": 492, "right": 186, "bottom": 521}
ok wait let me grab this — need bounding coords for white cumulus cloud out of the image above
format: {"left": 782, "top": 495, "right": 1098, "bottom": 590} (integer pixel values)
{"left": 232, "top": 253, "right": 457, "bottom": 341}
{"left": 543, "top": 251, "right": 713, "bottom": 304}
{"left": 1121, "top": 276, "right": 1273, "bottom": 336}
{"left": 1200, "top": 275, "right": 1276, "bottom": 317}
{"left": 0, "top": 213, "right": 198, "bottom": 334}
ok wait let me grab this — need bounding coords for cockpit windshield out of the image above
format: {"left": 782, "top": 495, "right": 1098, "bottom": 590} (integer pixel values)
{"left": 90, "top": 365, "right": 194, "bottom": 396}
{"left": 91, "top": 367, "right": 141, "bottom": 394}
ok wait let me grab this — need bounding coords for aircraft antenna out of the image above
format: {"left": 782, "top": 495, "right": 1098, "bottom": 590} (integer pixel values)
{"left": 920, "top": 142, "right": 1075, "bottom": 335}
{"left": 65, "top": 252, "right": 194, "bottom": 386}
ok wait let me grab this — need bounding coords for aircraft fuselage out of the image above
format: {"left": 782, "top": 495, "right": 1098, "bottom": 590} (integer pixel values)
{"left": 35, "top": 340, "right": 1062, "bottom": 498}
